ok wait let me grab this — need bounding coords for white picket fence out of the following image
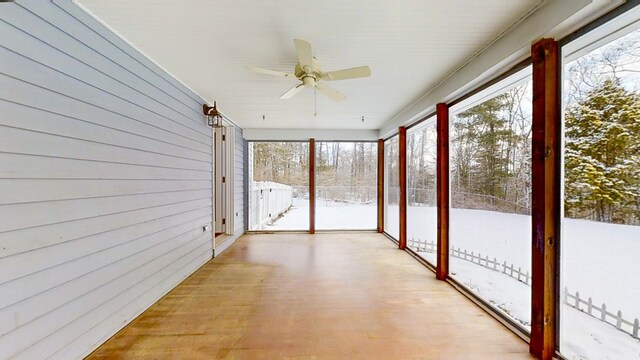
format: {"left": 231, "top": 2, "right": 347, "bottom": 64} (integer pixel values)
{"left": 408, "top": 237, "right": 639, "bottom": 340}
{"left": 250, "top": 181, "right": 293, "bottom": 230}
{"left": 408, "top": 238, "right": 530, "bottom": 285}
{"left": 564, "top": 288, "right": 640, "bottom": 340}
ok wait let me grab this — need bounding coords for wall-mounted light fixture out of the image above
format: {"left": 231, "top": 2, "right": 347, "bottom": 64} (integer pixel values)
{"left": 203, "top": 101, "right": 223, "bottom": 128}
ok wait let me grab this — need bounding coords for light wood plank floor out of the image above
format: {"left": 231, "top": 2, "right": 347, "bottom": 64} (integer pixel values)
{"left": 88, "top": 233, "right": 533, "bottom": 359}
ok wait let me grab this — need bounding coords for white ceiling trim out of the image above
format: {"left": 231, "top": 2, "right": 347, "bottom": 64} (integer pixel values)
{"left": 379, "top": 0, "right": 625, "bottom": 138}
{"left": 242, "top": 128, "right": 379, "bottom": 141}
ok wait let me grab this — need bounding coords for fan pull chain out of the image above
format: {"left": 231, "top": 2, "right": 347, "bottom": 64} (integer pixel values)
{"left": 314, "top": 87, "right": 317, "bottom": 117}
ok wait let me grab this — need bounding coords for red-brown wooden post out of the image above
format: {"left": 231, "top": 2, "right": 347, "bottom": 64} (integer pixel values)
{"left": 436, "top": 103, "right": 450, "bottom": 280}
{"left": 530, "top": 38, "right": 560, "bottom": 360}
{"left": 377, "top": 138, "right": 384, "bottom": 233}
{"left": 399, "top": 127, "right": 407, "bottom": 250}
{"left": 309, "top": 138, "right": 316, "bottom": 234}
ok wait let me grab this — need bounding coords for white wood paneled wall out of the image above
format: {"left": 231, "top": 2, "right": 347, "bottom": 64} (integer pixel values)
{"left": 0, "top": 1, "right": 244, "bottom": 358}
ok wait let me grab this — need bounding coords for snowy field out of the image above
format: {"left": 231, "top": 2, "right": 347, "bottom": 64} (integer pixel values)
{"left": 268, "top": 201, "right": 640, "bottom": 359}
{"left": 265, "top": 198, "right": 377, "bottom": 230}
{"left": 400, "top": 205, "right": 640, "bottom": 360}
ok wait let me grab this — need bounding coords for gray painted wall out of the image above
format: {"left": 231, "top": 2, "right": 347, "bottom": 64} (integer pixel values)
{"left": 0, "top": 1, "right": 244, "bottom": 358}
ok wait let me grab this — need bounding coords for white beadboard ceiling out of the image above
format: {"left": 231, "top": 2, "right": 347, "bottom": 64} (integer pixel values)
{"left": 77, "top": 0, "right": 542, "bottom": 130}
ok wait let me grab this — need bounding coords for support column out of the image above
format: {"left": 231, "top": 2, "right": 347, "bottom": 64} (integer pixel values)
{"left": 436, "top": 103, "right": 450, "bottom": 280}
{"left": 377, "top": 139, "right": 384, "bottom": 233}
{"left": 309, "top": 138, "right": 316, "bottom": 234}
{"left": 530, "top": 38, "right": 560, "bottom": 360}
{"left": 398, "top": 127, "right": 407, "bottom": 250}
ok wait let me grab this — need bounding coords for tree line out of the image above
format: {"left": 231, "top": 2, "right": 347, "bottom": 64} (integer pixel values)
{"left": 252, "top": 141, "right": 377, "bottom": 202}
{"left": 449, "top": 84, "right": 532, "bottom": 214}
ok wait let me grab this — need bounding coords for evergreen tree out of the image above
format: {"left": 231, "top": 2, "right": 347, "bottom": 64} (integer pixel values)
{"left": 565, "top": 78, "right": 640, "bottom": 223}
{"left": 455, "top": 95, "right": 514, "bottom": 198}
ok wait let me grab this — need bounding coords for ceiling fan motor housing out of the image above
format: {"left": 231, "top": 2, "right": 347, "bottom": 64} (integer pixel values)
{"left": 294, "top": 59, "right": 321, "bottom": 77}
{"left": 302, "top": 75, "right": 316, "bottom": 87}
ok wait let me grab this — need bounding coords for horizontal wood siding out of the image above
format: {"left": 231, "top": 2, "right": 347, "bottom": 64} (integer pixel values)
{"left": 0, "top": 1, "right": 241, "bottom": 359}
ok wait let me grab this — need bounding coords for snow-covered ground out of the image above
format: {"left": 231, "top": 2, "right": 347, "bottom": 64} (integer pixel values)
{"left": 315, "top": 198, "right": 377, "bottom": 230}
{"left": 263, "top": 198, "right": 309, "bottom": 230}
{"left": 266, "top": 198, "right": 377, "bottom": 230}
{"left": 269, "top": 201, "right": 640, "bottom": 359}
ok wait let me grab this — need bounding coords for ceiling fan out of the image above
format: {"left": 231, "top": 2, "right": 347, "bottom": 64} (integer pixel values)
{"left": 247, "top": 39, "right": 371, "bottom": 102}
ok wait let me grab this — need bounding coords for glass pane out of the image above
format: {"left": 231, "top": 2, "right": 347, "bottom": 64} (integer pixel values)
{"left": 449, "top": 75, "right": 533, "bottom": 330}
{"left": 384, "top": 136, "right": 399, "bottom": 239}
{"left": 406, "top": 120, "right": 438, "bottom": 265}
{"left": 315, "top": 142, "right": 377, "bottom": 230}
{"left": 561, "top": 28, "right": 640, "bottom": 359}
{"left": 248, "top": 142, "right": 309, "bottom": 231}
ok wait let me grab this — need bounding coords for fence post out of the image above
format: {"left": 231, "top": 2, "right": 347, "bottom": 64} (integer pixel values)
{"left": 617, "top": 311, "right": 623, "bottom": 329}
{"left": 494, "top": 258, "right": 498, "bottom": 271}
{"left": 601, "top": 303, "right": 607, "bottom": 321}
{"left": 587, "top": 297, "right": 593, "bottom": 315}
{"left": 575, "top": 291, "right": 580, "bottom": 308}
{"left": 257, "top": 188, "right": 263, "bottom": 229}
{"left": 633, "top": 319, "right": 639, "bottom": 338}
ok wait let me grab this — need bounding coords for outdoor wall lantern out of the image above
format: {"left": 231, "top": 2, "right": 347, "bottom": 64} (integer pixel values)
{"left": 203, "top": 101, "right": 224, "bottom": 128}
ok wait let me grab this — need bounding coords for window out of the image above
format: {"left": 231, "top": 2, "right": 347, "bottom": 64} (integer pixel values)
{"left": 449, "top": 68, "right": 533, "bottom": 330}
{"left": 315, "top": 142, "right": 377, "bottom": 230}
{"left": 248, "top": 141, "right": 309, "bottom": 231}
{"left": 384, "top": 136, "right": 400, "bottom": 239}
{"left": 560, "top": 22, "right": 640, "bottom": 359}
{"left": 406, "top": 119, "right": 438, "bottom": 265}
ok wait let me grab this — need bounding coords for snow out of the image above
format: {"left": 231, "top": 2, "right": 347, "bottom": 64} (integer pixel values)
{"left": 315, "top": 198, "right": 377, "bottom": 230}
{"left": 263, "top": 198, "right": 309, "bottom": 230}
{"left": 266, "top": 198, "right": 376, "bottom": 230}
{"left": 267, "top": 201, "right": 640, "bottom": 359}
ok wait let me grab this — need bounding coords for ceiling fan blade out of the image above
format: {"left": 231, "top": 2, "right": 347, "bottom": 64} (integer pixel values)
{"left": 280, "top": 83, "right": 305, "bottom": 99}
{"left": 246, "top": 65, "right": 296, "bottom": 78}
{"left": 316, "top": 83, "right": 346, "bottom": 102}
{"left": 293, "top": 39, "right": 314, "bottom": 72}
{"left": 320, "top": 66, "right": 371, "bottom": 81}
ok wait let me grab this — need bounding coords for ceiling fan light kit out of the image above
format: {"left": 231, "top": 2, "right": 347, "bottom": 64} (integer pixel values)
{"left": 247, "top": 38, "right": 371, "bottom": 103}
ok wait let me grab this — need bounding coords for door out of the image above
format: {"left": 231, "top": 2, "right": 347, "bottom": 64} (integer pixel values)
{"left": 214, "top": 127, "right": 226, "bottom": 236}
